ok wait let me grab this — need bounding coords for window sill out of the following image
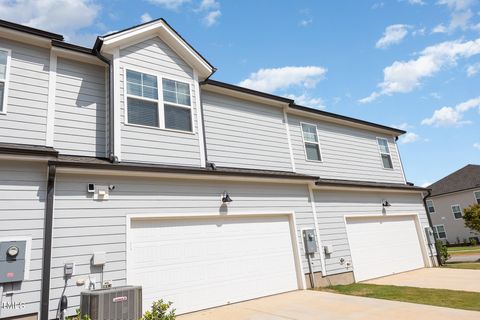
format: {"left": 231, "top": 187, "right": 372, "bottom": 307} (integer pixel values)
{"left": 123, "top": 122, "right": 196, "bottom": 136}
{"left": 304, "top": 158, "right": 323, "bottom": 163}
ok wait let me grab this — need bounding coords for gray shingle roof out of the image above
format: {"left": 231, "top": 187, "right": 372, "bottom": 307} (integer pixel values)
{"left": 428, "top": 164, "right": 480, "bottom": 197}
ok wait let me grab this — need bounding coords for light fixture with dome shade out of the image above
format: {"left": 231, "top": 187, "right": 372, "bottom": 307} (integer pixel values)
{"left": 221, "top": 191, "right": 232, "bottom": 203}
{"left": 381, "top": 199, "right": 391, "bottom": 207}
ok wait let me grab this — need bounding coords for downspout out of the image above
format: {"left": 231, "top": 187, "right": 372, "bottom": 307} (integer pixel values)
{"left": 422, "top": 189, "right": 442, "bottom": 266}
{"left": 40, "top": 164, "right": 56, "bottom": 320}
{"left": 94, "top": 48, "right": 117, "bottom": 163}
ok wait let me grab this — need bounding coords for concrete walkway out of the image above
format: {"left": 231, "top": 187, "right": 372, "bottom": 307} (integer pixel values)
{"left": 178, "top": 290, "right": 479, "bottom": 320}
{"left": 365, "top": 268, "right": 480, "bottom": 292}
{"left": 448, "top": 254, "right": 480, "bottom": 263}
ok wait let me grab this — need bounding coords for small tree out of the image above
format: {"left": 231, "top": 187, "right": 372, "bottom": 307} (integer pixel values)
{"left": 463, "top": 204, "right": 480, "bottom": 234}
{"left": 435, "top": 240, "right": 450, "bottom": 265}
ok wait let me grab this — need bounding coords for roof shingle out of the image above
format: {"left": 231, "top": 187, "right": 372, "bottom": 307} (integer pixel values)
{"left": 428, "top": 164, "right": 480, "bottom": 197}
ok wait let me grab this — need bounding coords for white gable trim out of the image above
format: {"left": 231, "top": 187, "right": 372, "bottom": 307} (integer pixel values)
{"left": 100, "top": 20, "right": 213, "bottom": 79}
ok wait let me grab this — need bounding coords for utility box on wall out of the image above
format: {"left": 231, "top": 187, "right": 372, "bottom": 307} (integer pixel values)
{"left": 0, "top": 240, "right": 27, "bottom": 283}
{"left": 303, "top": 229, "right": 318, "bottom": 254}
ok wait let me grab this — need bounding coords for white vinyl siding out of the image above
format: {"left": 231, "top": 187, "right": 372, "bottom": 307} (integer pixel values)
{"left": 0, "top": 160, "right": 46, "bottom": 318}
{"left": 289, "top": 114, "right": 405, "bottom": 183}
{"left": 120, "top": 37, "right": 201, "bottom": 166}
{"left": 377, "top": 137, "right": 393, "bottom": 169}
{"left": 0, "top": 48, "right": 11, "bottom": 113}
{"left": 451, "top": 204, "right": 462, "bottom": 219}
{"left": 433, "top": 225, "right": 447, "bottom": 239}
{"left": 314, "top": 190, "right": 430, "bottom": 275}
{"left": 202, "top": 91, "right": 293, "bottom": 171}
{"left": 426, "top": 200, "right": 435, "bottom": 214}
{"left": 475, "top": 191, "right": 480, "bottom": 204}
{"left": 0, "top": 38, "right": 49, "bottom": 145}
{"left": 54, "top": 58, "right": 107, "bottom": 157}
{"left": 49, "top": 173, "right": 319, "bottom": 318}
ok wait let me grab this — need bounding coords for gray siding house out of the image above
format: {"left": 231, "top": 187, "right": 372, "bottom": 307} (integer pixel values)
{"left": 0, "top": 19, "right": 436, "bottom": 320}
{"left": 426, "top": 164, "right": 480, "bottom": 244}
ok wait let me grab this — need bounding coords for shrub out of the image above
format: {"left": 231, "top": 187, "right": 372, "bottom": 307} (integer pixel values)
{"left": 66, "top": 309, "right": 91, "bottom": 320}
{"left": 435, "top": 240, "right": 450, "bottom": 265}
{"left": 141, "top": 299, "right": 176, "bottom": 320}
{"left": 470, "top": 238, "right": 478, "bottom": 246}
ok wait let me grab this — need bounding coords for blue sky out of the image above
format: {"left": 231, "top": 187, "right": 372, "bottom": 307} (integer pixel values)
{"left": 1, "top": 0, "right": 479, "bottom": 186}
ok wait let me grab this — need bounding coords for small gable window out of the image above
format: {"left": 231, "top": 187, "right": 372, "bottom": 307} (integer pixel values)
{"left": 301, "top": 123, "right": 322, "bottom": 161}
{"left": 0, "top": 49, "right": 11, "bottom": 113}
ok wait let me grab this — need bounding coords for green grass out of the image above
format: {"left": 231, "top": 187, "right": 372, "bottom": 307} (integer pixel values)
{"left": 318, "top": 283, "right": 480, "bottom": 311}
{"left": 444, "top": 262, "right": 480, "bottom": 270}
{"left": 448, "top": 246, "right": 480, "bottom": 255}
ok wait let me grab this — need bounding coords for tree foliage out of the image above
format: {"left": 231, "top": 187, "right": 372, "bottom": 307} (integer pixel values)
{"left": 141, "top": 300, "right": 176, "bottom": 320}
{"left": 463, "top": 204, "right": 480, "bottom": 233}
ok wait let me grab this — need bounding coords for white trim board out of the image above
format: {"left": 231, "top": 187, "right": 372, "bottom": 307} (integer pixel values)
{"left": 45, "top": 51, "right": 57, "bottom": 147}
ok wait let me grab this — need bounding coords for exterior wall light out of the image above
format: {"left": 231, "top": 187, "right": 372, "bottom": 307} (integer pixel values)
{"left": 382, "top": 200, "right": 391, "bottom": 207}
{"left": 221, "top": 191, "right": 232, "bottom": 203}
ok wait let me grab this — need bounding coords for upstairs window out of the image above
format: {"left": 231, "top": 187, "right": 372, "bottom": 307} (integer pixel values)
{"left": 433, "top": 225, "right": 447, "bottom": 239}
{"left": 301, "top": 123, "right": 322, "bottom": 161}
{"left": 125, "top": 69, "right": 192, "bottom": 132}
{"left": 0, "top": 49, "right": 11, "bottom": 113}
{"left": 475, "top": 191, "right": 480, "bottom": 204}
{"left": 162, "top": 79, "right": 192, "bottom": 132}
{"left": 377, "top": 138, "right": 393, "bottom": 169}
{"left": 451, "top": 204, "right": 462, "bottom": 219}
{"left": 426, "top": 200, "right": 435, "bottom": 214}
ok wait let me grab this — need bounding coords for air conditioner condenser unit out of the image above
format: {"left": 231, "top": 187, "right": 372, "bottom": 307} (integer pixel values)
{"left": 80, "top": 286, "right": 142, "bottom": 320}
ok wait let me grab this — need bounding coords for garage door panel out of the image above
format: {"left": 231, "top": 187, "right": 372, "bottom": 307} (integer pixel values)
{"left": 129, "top": 215, "right": 298, "bottom": 314}
{"left": 346, "top": 215, "right": 425, "bottom": 282}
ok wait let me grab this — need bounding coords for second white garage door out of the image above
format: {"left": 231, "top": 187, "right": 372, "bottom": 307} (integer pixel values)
{"left": 128, "top": 215, "right": 299, "bottom": 314}
{"left": 346, "top": 215, "right": 425, "bottom": 282}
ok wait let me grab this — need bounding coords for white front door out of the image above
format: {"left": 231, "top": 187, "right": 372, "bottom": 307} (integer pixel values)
{"left": 346, "top": 215, "right": 425, "bottom": 282}
{"left": 128, "top": 215, "right": 299, "bottom": 314}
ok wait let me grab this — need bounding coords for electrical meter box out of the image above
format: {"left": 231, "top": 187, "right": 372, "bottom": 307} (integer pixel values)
{"left": 303, "top": 229, "right": 318, "bottom": 254}
{"left": 0, "top": 240, "right": 27, "bottom": 283}
{"left": 424, "top": 227, "right": 435, "bottom": 245}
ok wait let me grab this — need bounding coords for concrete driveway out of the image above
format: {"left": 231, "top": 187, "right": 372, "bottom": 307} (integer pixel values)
{"left": 177, "top": 290, "right": 479, "bottom": 320}
{"left": 365, "top": 268, "right": 480, "bottom": 292}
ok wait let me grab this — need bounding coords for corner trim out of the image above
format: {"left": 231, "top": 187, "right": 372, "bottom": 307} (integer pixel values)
{"left": 40, "top": 164, "right": 56, "bottom": 320}
{"left": 283, "top": 108, "right": 296, "bottom": 172}
{"left": 46, "top": 51, "right": 57, "bottom": 147}
{"left": 112, "top": 48, "right": 122, "bottom": 161}
{"left": 308, "top": 185, "right": 326, "bottom": 276}
{"left": 193, "top": 70, "right": 207, "bottom": 167}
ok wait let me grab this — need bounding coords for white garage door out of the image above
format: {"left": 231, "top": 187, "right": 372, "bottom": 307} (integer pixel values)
{"left": 346, "top": 215, "right": 425, "bottom": 282}
{"left": 128, "top": 215, "right": 299, "bottom": 314}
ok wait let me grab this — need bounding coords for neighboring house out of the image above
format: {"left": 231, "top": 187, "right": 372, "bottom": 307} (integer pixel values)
{"left": 0, "top": 19, "right": 436, "bottom": 320}
{"left": 426, "top": 164, "right": 480, "bottom": 244}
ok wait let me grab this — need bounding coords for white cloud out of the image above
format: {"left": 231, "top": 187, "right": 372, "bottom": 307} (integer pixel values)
{"left": 466, "top": 62, "right": 480, "bottom": 76}
{"left": 198, "top": 0, "right": 219, "bottom": 10}
{"left": 376, "top": 24, "right": 411, "bottom": 49}
{"left": 299, "top": 19, "right": 313, "bottom": 27}
{"left": 421, "top": 181, "right": 432, "bottom": 188}
{"left": 421, "top": 96, "right": 480, "bottom": 126}
{"left": 433, "top": 0, "right": 477, "bottom": 33}
{"left": 399, "top": 132, "right": 420, "bottom": 144}
{"left": 408, "top": 0, "right": 426, "bottom": 5}
{"left": 372, "top": 2, "right": 385, "bottom": 9}
{"left": 148, "top": 0, "right": 190, "bottom": 10}
{"left": 0, "top": 0, "right": 100, "bottom": 44}
{"left": 412, "top": 27, "right": 427, "bottom": 36}
{"left": 141, "top": 12, "right": 153, "bottom": 23}
{"left": 391, "top": 122, "right": 413, "bottom": 130}
{"left": 474, "top": 142, "right": 480, "bottom": 149}
{"left": 360, "top": 38, "right": 480, "bottom": 103}
{"left": 203, "top": 10, "right": 221, "bottom": 26}
{"left": 238, "top": 66, "right": 327, "bottom": 93}
{"left": 196, "top": 0, "right": 221, "bottom": 27}
{"left": 286, "top": 93, "right": 326, "bottom": 110}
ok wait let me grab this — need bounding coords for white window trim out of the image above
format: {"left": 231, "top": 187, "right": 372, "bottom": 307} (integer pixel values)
{"left": 433, "top": 224, "right": 447, "bottom": 240}
{"left": 474, "top": 190, "right": 480, "bottom": 204}
{"left": 451, "top": 204, "right": 462, "bottom": 220}
{"left": 300, "top": 121, "right": 323, "bottom": 162}
{"left": 123, "top": 66, "right": 195, "bottom": 134}
{"left": 426, "top": 199, "right": 435, "bottom": 214}
{"left": 0, "top": 48, "right": 12, "bottom": 115}
{"left": 376, "top": 137, "right": 394, "bottom": 170}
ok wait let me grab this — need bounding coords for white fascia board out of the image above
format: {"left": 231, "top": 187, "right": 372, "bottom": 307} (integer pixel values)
{"left": 100, "top": 20, "right": 212, "bottom": 78}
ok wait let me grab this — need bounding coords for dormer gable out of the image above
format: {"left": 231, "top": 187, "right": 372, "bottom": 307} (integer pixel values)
{"left": 94, "top": 18, "right": 215, "bottom": 80}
